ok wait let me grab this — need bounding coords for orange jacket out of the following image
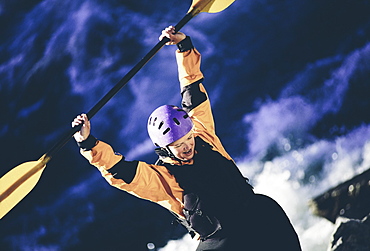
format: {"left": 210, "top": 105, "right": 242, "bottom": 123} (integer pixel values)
{"left": 80, "top": 48, "right": 233, "bottom": 218}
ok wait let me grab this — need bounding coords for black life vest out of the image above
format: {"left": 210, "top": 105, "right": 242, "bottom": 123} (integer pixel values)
{"left": 157, "top": 137, "right": 254, "bottom": 240}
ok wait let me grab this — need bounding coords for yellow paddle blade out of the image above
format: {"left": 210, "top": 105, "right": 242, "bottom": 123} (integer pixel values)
{"left": 189, "top": 0, "right": 235, "bottom": 14}
{"left": 0, "top": 156, "right": 49, "bottom": 219}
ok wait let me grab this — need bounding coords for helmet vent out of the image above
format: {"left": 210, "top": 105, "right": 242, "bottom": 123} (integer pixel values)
{"left": 173, "top": 118, "right": 180, "bottom": 125}
{"left": 153, "top": 117, "right": 157, "bottom": 126}
{"left": 183, "top": 114, "right": 189, "bottom": 119}
{"left": 158, "top": 121, "right": 164, "bottom": 129}
{"left": 163, "top": 128, "right": 170, "bottom": 135}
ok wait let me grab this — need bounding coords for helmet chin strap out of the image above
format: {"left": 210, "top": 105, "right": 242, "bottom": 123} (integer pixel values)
{"left": 165, "top": 146, "right": 176, "bottom": 159}
{"left": 154, "top": 146, "right": 191, "bottom": 163}
{"left": 154, "top": 146, "right": 176, "bottom": 159}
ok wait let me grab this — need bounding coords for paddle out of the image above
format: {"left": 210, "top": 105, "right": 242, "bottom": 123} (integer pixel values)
{"left": 0, "top": 0, "right": 235, "bottom": 219}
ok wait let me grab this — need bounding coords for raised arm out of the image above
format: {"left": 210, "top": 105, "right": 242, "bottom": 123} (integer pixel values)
{"left": 161, "top": 26, "right": 231, "bottom": 159}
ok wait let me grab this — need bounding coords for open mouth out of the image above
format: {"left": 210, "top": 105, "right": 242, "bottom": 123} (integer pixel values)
{"left": 183, "top": 149, "right": 192, "bottom": 156}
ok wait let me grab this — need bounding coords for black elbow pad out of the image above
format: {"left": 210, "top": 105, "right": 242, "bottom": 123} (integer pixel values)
{"left": 107, "top": 159, "right": 139, "bottom": 184}
{"left": 181, "top": 79, "right": 207, "bottom": 113}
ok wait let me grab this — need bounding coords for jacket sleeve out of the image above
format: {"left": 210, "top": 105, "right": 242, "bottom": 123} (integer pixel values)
{"left": 176, "top": 47, "right": 232, "bottom": 160}
{"left": 80, "top": 140, "right": 185, "bottom": 217}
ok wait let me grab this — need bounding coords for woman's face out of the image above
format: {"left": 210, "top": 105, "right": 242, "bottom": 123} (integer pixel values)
{"left": 167, "top": 131, "right": 195, "bottom": 162}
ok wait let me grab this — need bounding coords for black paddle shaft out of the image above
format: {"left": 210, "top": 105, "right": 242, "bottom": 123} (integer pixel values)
{"left": 45, "top": 12, "right": 196, "bottom": 158}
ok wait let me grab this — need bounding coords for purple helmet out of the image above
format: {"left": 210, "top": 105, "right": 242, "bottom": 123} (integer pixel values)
{"left": 147, "top": 105, "right": 193, "bottom": 147}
